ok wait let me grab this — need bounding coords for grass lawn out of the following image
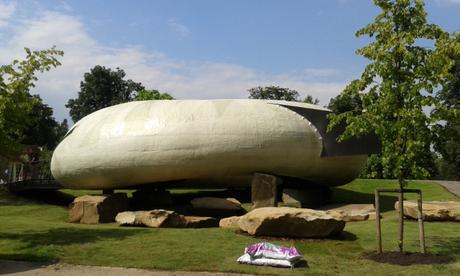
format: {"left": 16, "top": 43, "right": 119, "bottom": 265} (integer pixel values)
{"left": 0, "top": 179, "right": 459, "bottom": 275}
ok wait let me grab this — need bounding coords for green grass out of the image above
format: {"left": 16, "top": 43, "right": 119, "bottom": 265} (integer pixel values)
{"left": 1, "top": 180, "right": 459, "bottom": 275}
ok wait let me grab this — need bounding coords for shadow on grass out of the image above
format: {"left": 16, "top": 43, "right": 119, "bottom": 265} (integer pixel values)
{"left": 0, "top": 227, "right": 148, "bottom": 249}
{"left": 0, "top": 189, "right": 75, "bottom": 207}
{"left": 331, "top": 187, "right": 398, "bottom": 212}
{"left": 431, "top": 236, "right": 460, "bottom": 258}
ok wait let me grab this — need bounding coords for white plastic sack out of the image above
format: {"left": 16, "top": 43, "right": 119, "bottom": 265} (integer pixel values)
{"left": 237, "top": 242, "right": 306, "bottom": 268}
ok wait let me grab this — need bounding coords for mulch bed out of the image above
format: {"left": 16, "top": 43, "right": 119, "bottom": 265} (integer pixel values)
{"left": 362, "top": 251, "right": 454, "bottom": 266}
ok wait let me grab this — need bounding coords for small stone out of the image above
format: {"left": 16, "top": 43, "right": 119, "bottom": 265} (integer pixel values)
{"left": 318, "top": 204, "right": 376, "bottom": 222}
{"left": 219, "top": 216, "right": 241, "bottom": 229}
{"left": 116, "top": 209, "right": 186, "bottom": 228}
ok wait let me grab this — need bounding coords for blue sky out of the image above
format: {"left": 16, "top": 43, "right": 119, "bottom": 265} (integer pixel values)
{"left": 1, "top": 0, "right": 460, "bottom": 123}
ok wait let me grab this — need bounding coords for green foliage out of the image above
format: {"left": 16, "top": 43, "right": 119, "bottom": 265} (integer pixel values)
{"left": 328, "top": 93, "right": 362, "bottom": 115}
{"left": 248, "top": 85, "right": 300, "bottom": 101}
{"left": 134, "top": 89, "right": 174, "bottom": 101}
{"left": 248, "top": 85, "right": 319, "bottom": 105}
{"left": 433, "top": 36, "right": 460, "bottom": 180}
{"left": 328, "top": 0, "right": 458, "bottom": 187}
{"left": 20, "top": 95, "right": 63, "bottom": 150}
{"left": 0, "top": 47, "right": 63, "bottom": 159}
{"left": 66, "top": 65, "right": 144, "bottom": 122}
{"left": 302, "top": 95, "right": 320, "bottom": 105}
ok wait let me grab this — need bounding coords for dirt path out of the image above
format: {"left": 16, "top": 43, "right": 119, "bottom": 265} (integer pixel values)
{"left": 0, "top": 260, "right": 250, "bottom": 276}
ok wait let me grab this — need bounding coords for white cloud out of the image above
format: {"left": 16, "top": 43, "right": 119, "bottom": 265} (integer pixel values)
{"left": 0, "top": 7, "right": 348, "bottom": 123}
{"left": 167, "top": 18, "right": 191, "bottom": 38}
{"left": 0, "top": 1, "right": 16, "bottom": 27}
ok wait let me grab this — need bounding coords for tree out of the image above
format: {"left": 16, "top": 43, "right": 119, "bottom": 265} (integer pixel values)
{"left": 55, "top": 119, "right": 69, "bottom": 143}
{"left": 66, "top": 65, "right": 144, "bottom": 122}
{"left": 302, "top": 95, "right": 320, "bottom": 105}
{"left": 0, "top": 47, "right": 63, "bottom": 159}
{"left": 328, "top": 93, "right": 438, "bottom": 179}
{"left": 328, "top": 0, "right": 456, "bottom": 252}
{"left": 21, "top": 95, "right": 60, "bottom": 150}
{"left": 327, "top": 93, "right": 362, "bottom": 115}
{"left": 248, "top": 86, "right": 300, "bottom": 101}
{"left": 134, "top": 89, "right": 174, "bottom": 101}
{"left": 433, "top": 36, "right": 460, "bottom": 180}
{"left": 248, "top": 85, "right": 319, "bottom": 104}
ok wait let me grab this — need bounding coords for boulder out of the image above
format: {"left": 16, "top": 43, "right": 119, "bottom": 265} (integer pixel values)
{"left": 395, "top": 200, "right": 460, "bottom": 221}
{"left": 68, "top": 193, "right": 128, "bottom": 224}
{"left": 318, "top": 204, "right": 376, "bottom": 222}
{"left": 116, "top": 209, "right": 186, "bottom": 227}
{"left": 183, "top": 216, "right": 218, "bottom": 228}
{"left": 238, "top": 207, "right": 345, "bottom": 238}
{"left": 219, "top": 216, "right": 241, "bottom": 229}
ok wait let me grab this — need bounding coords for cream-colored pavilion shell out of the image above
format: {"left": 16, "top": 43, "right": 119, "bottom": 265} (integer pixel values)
{"left": 51, "top": 100, "right": 367, "bottom": 189}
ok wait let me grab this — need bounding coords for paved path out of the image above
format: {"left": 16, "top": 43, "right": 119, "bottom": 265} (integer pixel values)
{"left": 0, "top": 260, "right": 250, "bottom": 276}
{"left": 432, "top": 180, "right": 460, "bottom": 198}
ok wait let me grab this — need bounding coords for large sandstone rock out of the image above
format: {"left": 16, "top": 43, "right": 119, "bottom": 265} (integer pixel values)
{"left": 238, "top": 207, "right": 345, "bottom": 238}
{"left": 68, "top": 193, "right": 128, "bottom": 224}
{"left": 319, "top": 204, "right": 376, "bottom": 222}
{"left": 116, "top": 209, "right": 186, "bottom": 227}
{"left": 251, "top": 173, "right": 282, "bottom": 209}
{"left": 219, "top": 216, "right": 241, "bottom": 229}
{"left": 395, "top": 200, "right": 460, "bottom": 221}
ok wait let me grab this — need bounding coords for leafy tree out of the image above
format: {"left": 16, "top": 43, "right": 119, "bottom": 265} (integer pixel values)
{"left": 302, "top": 95, "right": 320, "bottom": 105}
{"left": 248, "top": 85, "right": 319, "bottom": 104}
{"left": 248, "top": 86, "right": 300, "bottom": 101}
{"left": 328, "top": 0, "right": 457, "bottom": 252}
{"left": 433, "top": 36, "right": 460, "bottom": 180}
{"left": 134, "top": 89, "right": 174, "bottom": 101}
{"left": 55, "top": 119, "right": 69, "bottom": 143}
{"left": 328, "top": 93, "right": 438, "bottom": 179}
{"left": 66, "top": 65, "right": 144, "bottom": 122}
{"left": 0, "top": 47, "right": 63, "bottom": 159}
{"left": 21, "top": 95, "right": 59, "bottom": 149}
{"left": 328, "top": 93, "right": 362, "bottom": 115}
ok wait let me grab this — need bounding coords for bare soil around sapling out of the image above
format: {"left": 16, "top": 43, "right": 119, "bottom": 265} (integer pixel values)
{"left": 362, "top": 251, "right": 454, "bottom": 266}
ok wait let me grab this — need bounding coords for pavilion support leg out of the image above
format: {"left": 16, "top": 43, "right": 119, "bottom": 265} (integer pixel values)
{"left": 251, "top": 173, "right": 282, "bottom": 209}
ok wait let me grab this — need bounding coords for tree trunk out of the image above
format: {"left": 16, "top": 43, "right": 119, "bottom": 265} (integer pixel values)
{"left": 398, "top": 179, "right": 404, "bottom": 252}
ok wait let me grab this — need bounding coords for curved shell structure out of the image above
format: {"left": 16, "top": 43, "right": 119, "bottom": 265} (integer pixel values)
{"left": 51, "top": 100, "right": 367, "bottom": 189}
